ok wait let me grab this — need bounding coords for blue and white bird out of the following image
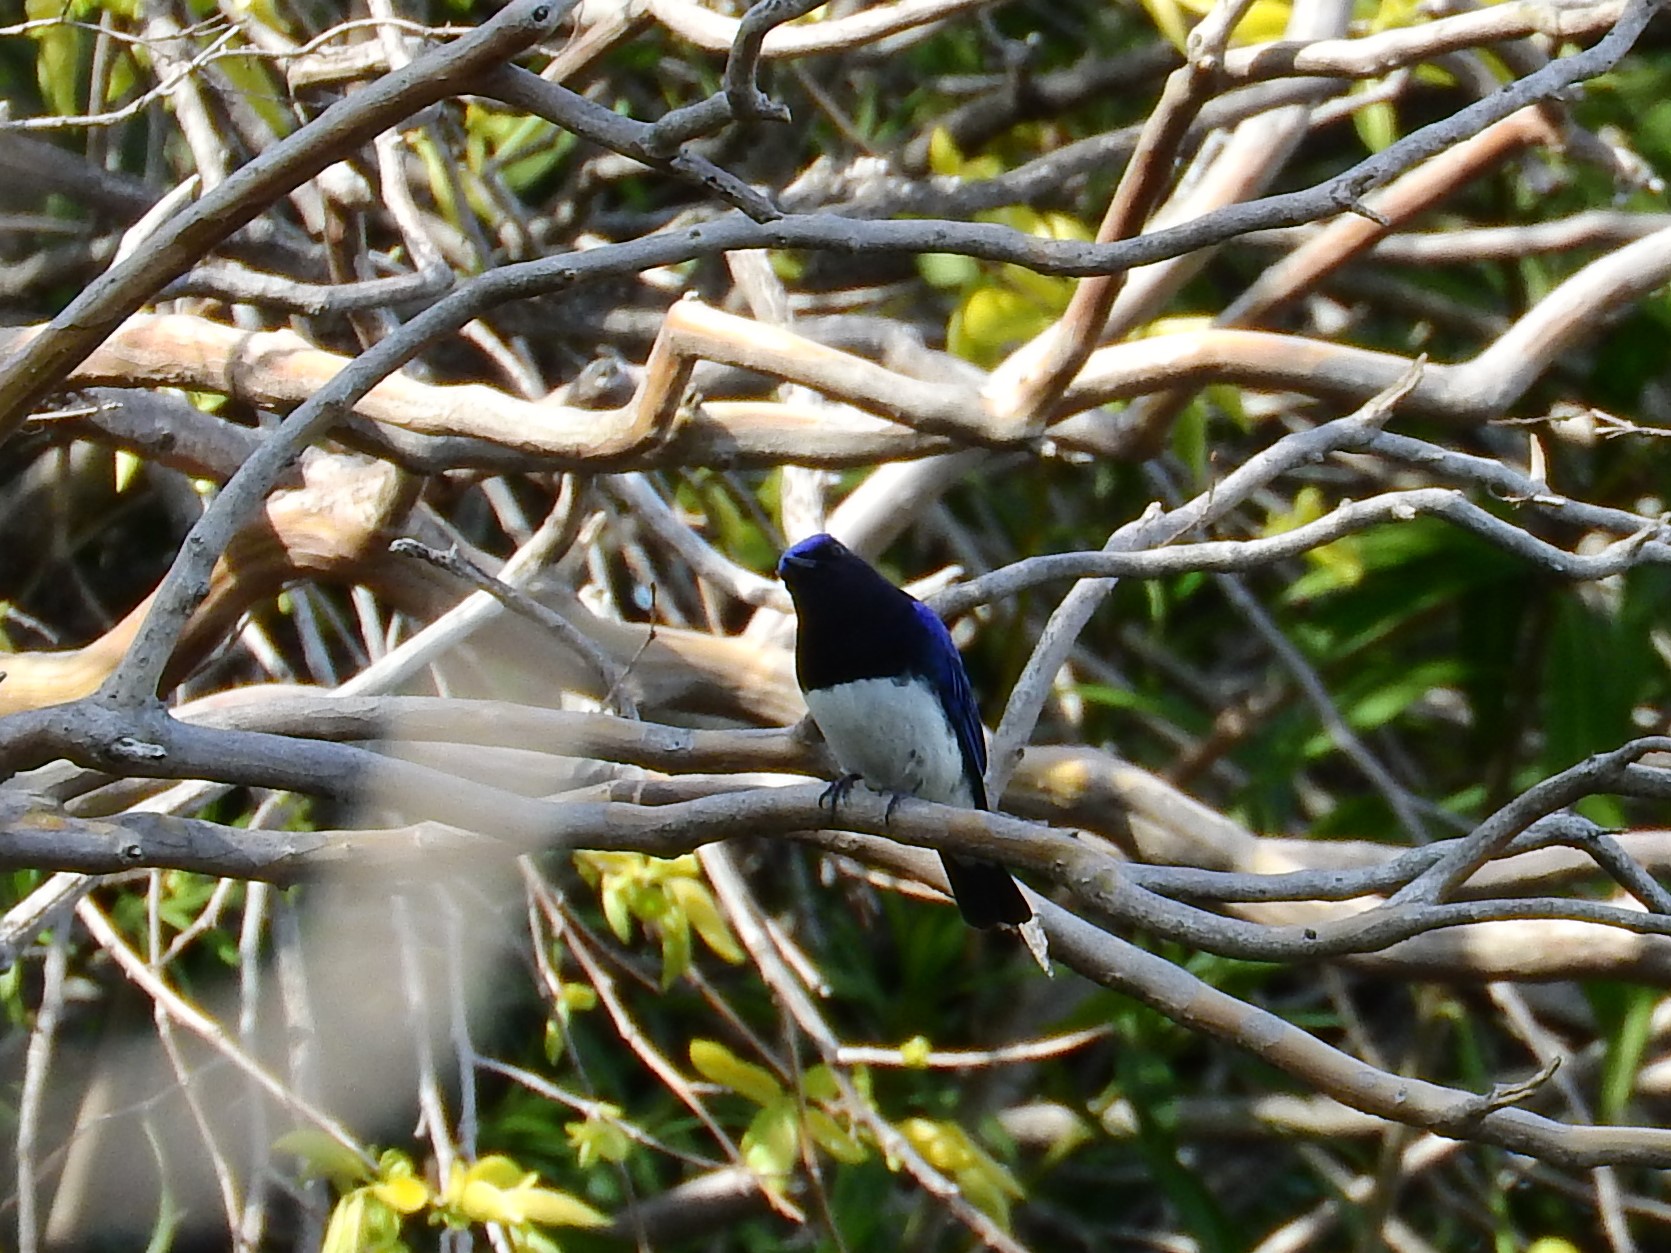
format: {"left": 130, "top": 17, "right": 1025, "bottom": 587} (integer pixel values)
{"left": 777, "top": 533, "right": 1032, "bottom": 929}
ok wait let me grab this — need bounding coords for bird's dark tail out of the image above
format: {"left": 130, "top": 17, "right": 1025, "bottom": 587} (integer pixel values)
{"left": 941, "top": 854, "right": 1032, "bottom": 928}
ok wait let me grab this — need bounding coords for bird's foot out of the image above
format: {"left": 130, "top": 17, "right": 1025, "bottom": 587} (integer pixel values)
{"left": 820, "top": 773, "right": 863, "bottom": 811}
{"left": 883, "top": 791, "right": 910, "bottom": 826}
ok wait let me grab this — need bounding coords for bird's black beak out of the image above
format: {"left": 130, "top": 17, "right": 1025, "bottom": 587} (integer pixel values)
{"left": 778, "top": 552, "right": 816, "bottom": 574}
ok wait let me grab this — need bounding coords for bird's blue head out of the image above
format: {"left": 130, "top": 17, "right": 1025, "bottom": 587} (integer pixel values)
{"left": 777, "top": 532, "right": 850, "bottom": 582}
{"left": 778, "top": 534, "right": 899, "bottom": 611}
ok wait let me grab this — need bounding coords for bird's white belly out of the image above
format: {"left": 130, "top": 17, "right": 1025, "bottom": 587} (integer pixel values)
{"left": 804, "top": 677, "right": 975, "bottom": 806}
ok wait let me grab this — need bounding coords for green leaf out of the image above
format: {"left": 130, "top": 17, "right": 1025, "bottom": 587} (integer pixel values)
{"left": 1600, "top": 985, "right": 1656, "bottom": 1122}
{"left": 274, "top": 1129, "right": 374, "bottom": 1188}
{"left": 657, "top": 906, "right": 691, "bottom": 989}
{"left": 508, "top": 1227, "right": 563, "bottom": 1253}
{"left": 802, "top": 1064, "right": 841, "bottom": 1102}
{"left": 919, "top": 252, "right": 981, "bottom": 289}
{"left": 214, "top": 51, "right": 292, "bottom": 136}
{"left": 741, "top": 1099, "right": 801, "bottom": 1186}
{"left": 1353, "top": 88, "right": 1398, "bottom": 153}
{"left": 26, "top": 0, "right": 88, "bottom": 119}
{"left": 566, "top": 1109, "right": 633, "bottom": 1168}
{"left": 804, "top": 1108, "right": 867, "bottom": 1164}
{"left": 958, "top": 1165, "right": 1015, "bottom": 1230}
{"left": 1171, "top": 401, "right": 1209, "bottom": 486}
{"left": 601, "top": 878, "right": 635, "bottom": 943}
{"left": 1543, "top": 598, "right": 1643, "bottom": 772}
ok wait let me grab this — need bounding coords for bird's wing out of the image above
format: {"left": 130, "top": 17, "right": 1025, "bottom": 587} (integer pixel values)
{"left": 910, "top": 600, "right": 988, "bottom": 809}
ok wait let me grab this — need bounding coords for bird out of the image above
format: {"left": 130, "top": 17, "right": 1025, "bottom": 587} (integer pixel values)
{"left": 777, "top": 532, "right": 1033, "bottom": 929}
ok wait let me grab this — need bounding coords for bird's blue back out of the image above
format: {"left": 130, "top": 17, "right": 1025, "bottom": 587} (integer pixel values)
{"left": 907, "top": 600, "right": 989, "bottom": 810}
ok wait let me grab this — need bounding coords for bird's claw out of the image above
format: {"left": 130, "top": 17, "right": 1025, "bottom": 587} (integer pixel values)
{"left": 820, "top": 773, "right": 863, "bottom": 811}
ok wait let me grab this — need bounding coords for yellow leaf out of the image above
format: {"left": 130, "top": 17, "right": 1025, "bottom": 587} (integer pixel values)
{"left": 951, "top": 286, "right": 1053, "bottom": 365}
{"left": 320, "top": 1191, "right": 370, "bottom": 1253}
{"left": 1266, "top": 486, "right": 1364, "bottom": 588}
{"left": 321, "top": 1189, "right": 405, "bottom": 1253}
{"left": 114, "top": 450, "right": 141, "bottom": 494}
{"left": 667, "top": 877, "right": 745, "bottom": 964}
{"left": 1138, "top": 314, "right": 1214, "bottom": 339}
{"left": 663, "top": 853, "right": 701, "bottom": 877}
{"left": 899, "top": 1035, "right": 933, "bottom": 1068}
{"left": 901, "top": 1118, "right": 975, "bottom": 1173}
{"left": 573, "top": 851, "right": 609, "bottom": 883}
{"left": 1232, "top": 0, "right": 1292, "bottom": 44}
{"left": 465, "top": 1155, "right": 525, "bottom": 1188}
{"left": 1037, "top": 211, "right": 1093, "bottom": 242}
{"left": 905, "top": 1119, "right": 1025, "bottom": 1227}
{"left": 1366, "top": 0, "right": 1428, "bottom": 33}
{"left": 1147, "top": 0, "right": 1289, "bottom": 47}
{"left": 689, "top": 1039, "right": 783, "bottom": 1105}
{"left": 1264, "top": 485, "right": 1327, "bottom": 536}
{"left": 1138, "top": 0, "right": 1191, "bottom": 50}
{"left": 927, "top": 127, "right": 965, "bottom": 177}
{"left": 449, "top": 1158, "right": 609, "bottom": 1229}
{"left": 508, "top": 1184, "right": 609, "bottom": 1228}
{"left": 559, "top": 982, "right": 597, "bottom": 1011}
{"left": 459, "top": 1179, "right": 518, "bottom": 1225}
{"left": 999, "top": 262, "right": 1074, "bottom": 309}
{"left": 370, "top": 1175, "right": 429, "bottom": 1215}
